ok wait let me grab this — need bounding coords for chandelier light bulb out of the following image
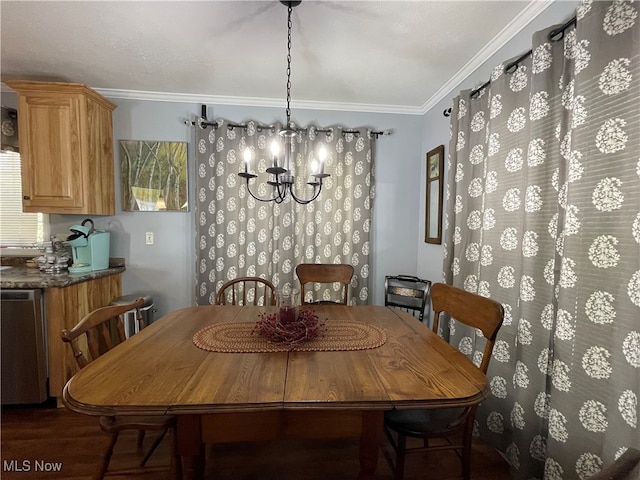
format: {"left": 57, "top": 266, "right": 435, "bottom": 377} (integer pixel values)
{"left": 270, "top": 139, "right": 281, "bottom": 159}
{"left": 318, "top": 145, "right": 326, "bottom": 174}
{"left": 318, "top": 145, "right": 327, "bottom": 161}
{"left": 243, "top": 148, "right": 252, "bottom": 173}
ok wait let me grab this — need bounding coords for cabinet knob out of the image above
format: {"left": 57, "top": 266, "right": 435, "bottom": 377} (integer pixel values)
{"left": 23, "top": 195, "right": 30, "bottom": 200}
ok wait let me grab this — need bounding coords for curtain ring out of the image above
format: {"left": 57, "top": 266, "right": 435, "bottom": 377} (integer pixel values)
{"left": 505, "top": 62, "right": 519, "bottom": 74}
{"left": 504, "top": 49, "right": 532, "bottom": 75}
{"left": 548, "top": 28, "right": 565, "bottom": 42}
{"left": 470, "top": 79, "right": 491, "bottom": 99}
{"left": 548, "top": 16, "right": 577, "bottom": 43}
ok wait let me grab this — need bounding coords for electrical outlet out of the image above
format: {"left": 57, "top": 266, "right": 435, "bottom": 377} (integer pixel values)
{"left": 145, "top": 232, "right": 154, "bottom": 245}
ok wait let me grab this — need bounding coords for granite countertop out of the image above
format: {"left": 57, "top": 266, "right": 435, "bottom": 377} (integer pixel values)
{"left": 0, "top": 265, "right": 126, "bottom": 289}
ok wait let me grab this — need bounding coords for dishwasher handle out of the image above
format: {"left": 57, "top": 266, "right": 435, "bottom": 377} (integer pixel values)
{"left": 1, "top": 290, "right": 40, "bottom": 301}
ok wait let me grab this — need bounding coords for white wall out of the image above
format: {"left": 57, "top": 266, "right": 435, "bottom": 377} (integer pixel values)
{"left": 416, "top": 0, "right": 578, "bottom": 285}
{"left": 47, "top": 100, "right": 423, "bottom": 317}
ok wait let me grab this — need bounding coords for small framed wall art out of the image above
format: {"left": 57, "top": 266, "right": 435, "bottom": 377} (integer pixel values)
{"left": 425, "top": 145, "right": 444, "bottom": 244}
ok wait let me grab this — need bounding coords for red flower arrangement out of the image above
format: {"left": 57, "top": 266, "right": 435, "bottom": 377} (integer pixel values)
{"left": 254, "top": 308, "right": 323, "bottom": 344}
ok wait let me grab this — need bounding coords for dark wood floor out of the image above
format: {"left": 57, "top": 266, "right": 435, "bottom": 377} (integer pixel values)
{"left": 1, "top": 401, "right": 511, "bottom": 480}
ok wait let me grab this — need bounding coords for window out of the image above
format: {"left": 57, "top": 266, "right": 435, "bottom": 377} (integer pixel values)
{"left": 0, "top": 151, "right": 46, "bottom": 246}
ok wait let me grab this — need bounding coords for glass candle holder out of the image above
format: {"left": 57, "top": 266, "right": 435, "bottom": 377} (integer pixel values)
{"left": 277, "top": 291, "right": 297, "bottom": 325}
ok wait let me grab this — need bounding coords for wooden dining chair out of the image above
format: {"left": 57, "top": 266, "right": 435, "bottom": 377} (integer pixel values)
{"left": 215, "top": 276, "right": 277, "bottom": 306}
{"left": 61, "top": 298, "right": 181, "bottom": 480}
{"left": 384, "top": 275, "right": 432, "bottom": 324}
{"left": 586, "top": 448, "right": 640, "bottom": 480}
{"left": 383, "top": 283, "right": 504, "bottom": 480}
{"left": 295, "top": 263, "right": 354, "bottom": 305}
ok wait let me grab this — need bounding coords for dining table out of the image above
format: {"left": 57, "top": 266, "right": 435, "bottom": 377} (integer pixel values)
{"left": 62, "top": 304, "right": 490, "bottom": 480}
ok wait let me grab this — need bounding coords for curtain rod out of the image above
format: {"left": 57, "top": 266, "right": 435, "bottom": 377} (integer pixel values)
{"left": 443, "top": 14, "right": 577, "bottom": 118}
{"left": 185, "top": 107, "right": 392, "bottom": 138}
{"left": 223, "top": 124, "right": 391, "bottom": 138}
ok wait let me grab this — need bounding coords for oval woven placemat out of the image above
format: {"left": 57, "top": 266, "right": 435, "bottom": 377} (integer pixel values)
{"left": 193, "top": 320, "right": 386, "bottom": 353}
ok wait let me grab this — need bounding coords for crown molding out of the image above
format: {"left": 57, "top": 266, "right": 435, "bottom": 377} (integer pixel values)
{"left": 419, "top": 0, "right": 555, "bottom": 115}
{"left": 94, "top": 88, "right": 424, "bottom": 116}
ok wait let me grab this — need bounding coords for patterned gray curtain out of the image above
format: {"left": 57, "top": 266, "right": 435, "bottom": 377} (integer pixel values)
{"left": 195, "top": 119, "right": 374, "bottom": 305}
{"left": 444, "top": 1, "right": 639, "bottom": 479}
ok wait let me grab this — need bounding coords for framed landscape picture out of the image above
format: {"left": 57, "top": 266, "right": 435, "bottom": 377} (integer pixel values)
{"left": 120, "top": 140, "right": 188, "bottom": 212}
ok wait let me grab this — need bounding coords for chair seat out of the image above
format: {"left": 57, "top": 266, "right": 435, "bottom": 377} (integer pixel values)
{"left": 99, "top": 415, "right": 176, "bottom": 433}
{"left": 384, "top": 408, "right": 467, "bottom": 436}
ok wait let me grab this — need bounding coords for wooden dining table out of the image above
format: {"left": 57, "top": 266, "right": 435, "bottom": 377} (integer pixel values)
{"left": 63, "top": 304, "right": 489, "bottom": 480}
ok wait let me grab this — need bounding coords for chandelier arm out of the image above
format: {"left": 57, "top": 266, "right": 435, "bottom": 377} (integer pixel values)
{"left": 271, "top": 179, "right": 291, "bottom": 204}
{"left": 245, "top": 178, "right": 285, "bottom": 203}
{"left": 288, "top": 184, "right": 323, "bottom": 205}
{"left": 275, "top": 179, "right": 289, "bottom": 202}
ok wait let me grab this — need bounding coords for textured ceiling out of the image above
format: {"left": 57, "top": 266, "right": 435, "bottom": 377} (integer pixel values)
{"left": 2, "top": 1, "right": 548, "bottom": 114}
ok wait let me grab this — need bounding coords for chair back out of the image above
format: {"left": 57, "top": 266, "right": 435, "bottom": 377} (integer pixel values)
{"left": 586, "top": 448, "right": 640, "bottom": 480}
{"left": 61, "top": 297, "right": 146, "bottom": 368}
{"left": 215, "top": 277, "right": 277, "bottom": 306}
{"left": 430, "top": 283, "right": 504, "bottom": 373}
{"left": 384, "top": 275, "right": 432, "bottom": 323}
{"left": 296, "top": 263, "right": 354, "bottom": 304}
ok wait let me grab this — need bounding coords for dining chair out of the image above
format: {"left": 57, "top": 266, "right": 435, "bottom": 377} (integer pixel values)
{"left": 383, "top": 283, "right": 504, "bottom": 480}
{"left": 61, "top": 298, "right": 181, "bottom": 480}
{"left": 215, "top": 276, "right": 277, "bottom": 306}
{"left": 384, "top": 275, "right": 432, "bottom": 324}
{"left": 295, "top": 263, "right": 354, "bottom": 305}
{"left": 585, "top": 448, "right": 640, "bottom": 480}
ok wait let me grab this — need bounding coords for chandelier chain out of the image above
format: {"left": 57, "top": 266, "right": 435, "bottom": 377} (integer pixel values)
{"left": 285, "top": 4, "right": 292, "bottom": 127}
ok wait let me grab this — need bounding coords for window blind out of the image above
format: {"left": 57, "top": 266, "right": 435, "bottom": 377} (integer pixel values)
{"left": 0, "top": 151, "right": 44, "bottom": 246}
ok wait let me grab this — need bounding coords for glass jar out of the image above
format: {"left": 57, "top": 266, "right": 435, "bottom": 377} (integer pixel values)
{"left": 277, "top": 290, "right": 298, "bottom": 325}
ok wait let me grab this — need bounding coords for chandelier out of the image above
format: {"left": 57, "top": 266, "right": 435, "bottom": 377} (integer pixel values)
{"left": 238, "top": 0, "right": 329, "bottom": 205}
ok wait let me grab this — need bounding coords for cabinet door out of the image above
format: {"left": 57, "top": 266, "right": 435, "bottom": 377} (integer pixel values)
{"left": 19, "top": 93, "right": 84, "bottom": 212}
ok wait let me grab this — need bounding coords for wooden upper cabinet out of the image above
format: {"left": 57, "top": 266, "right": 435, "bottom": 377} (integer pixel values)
{"left": 5, "top": 80, "right": 117, "bottom": 215}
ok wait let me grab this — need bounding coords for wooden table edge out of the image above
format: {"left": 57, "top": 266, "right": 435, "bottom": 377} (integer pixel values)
{"left": 63, "top": 380, "right": 170, "bottom": 416}
{"left": 387, "top": 390, "right": 489, "bottom": 411}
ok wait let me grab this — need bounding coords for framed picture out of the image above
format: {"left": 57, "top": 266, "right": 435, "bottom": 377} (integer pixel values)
{"left": 119, "top": 140, "right": 188, "bottom": 212}
{"left": 425, "top": 145, "right": 444, "bottom": 244}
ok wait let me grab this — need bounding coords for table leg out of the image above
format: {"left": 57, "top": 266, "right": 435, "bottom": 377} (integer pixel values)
{"left": 177, "top": 415, "right": 204, "bottom": 480}
{"left": 358, "top": 411, "right": 384, "bottom": 480}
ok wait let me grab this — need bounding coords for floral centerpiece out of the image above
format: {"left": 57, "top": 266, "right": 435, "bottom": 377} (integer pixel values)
{"left": 254, "top": 308, "right": 323, "bottom": 344}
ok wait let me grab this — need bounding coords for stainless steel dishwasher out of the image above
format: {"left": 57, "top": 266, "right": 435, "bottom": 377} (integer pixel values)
{"left": 1, "top": 289, "right": 49, "bottom": 404}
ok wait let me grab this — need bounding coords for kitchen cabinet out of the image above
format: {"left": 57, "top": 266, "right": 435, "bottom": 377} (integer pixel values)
{"left": 5, "top": 80, "right": 117, "bottom": 215}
